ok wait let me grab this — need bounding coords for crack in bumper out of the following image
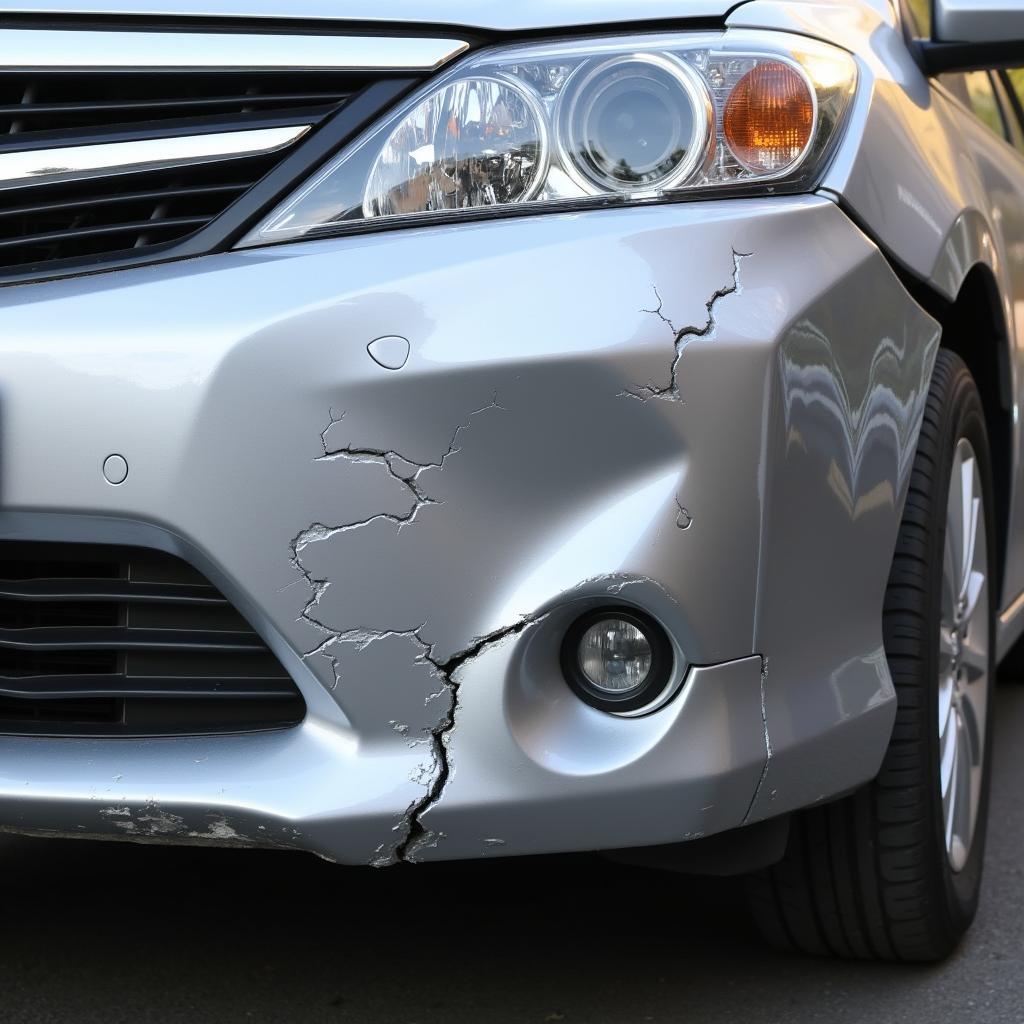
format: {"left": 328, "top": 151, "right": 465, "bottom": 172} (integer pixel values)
{"left": 0, "top": 196, "right": 940, "bottom": 863}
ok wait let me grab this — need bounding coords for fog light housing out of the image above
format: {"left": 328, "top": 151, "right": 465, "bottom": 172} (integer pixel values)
{"left": 561, "top": 608, "right": 674, "bottom": 713}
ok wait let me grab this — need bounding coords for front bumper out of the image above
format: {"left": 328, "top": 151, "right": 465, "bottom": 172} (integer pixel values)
{"left": 0, "top": 195, "right": 939, "bottom": 864}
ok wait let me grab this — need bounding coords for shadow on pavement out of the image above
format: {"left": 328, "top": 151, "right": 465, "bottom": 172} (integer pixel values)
{"left": 2, "top": 687, "right": 1023, "bottom": 1024}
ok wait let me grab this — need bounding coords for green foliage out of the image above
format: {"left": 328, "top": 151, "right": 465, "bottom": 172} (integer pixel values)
{"left": 907, "top": 0, "right": 931, "bottom": 35}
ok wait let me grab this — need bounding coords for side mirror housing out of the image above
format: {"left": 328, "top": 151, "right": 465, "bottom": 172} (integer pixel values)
{"left": 935, "top": 0, "right": 1024, "bottom": 42}
{"left": 922, "top": 0, "right": 1024, "bottom": 73}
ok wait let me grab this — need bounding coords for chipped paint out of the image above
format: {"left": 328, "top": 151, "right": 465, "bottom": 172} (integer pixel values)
{"left": 575, "top": 573, "right": 679, "bottom": 604}
{"left": 96, "top": 804, "right": 271, "bottom": 845}
{"left": 191, "top": 814, "right": 246, "bottom": 842}
{"left": 101, "top": 802, "right": 187, "bottom": 836}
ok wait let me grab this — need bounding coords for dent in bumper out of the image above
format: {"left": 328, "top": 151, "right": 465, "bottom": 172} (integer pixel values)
{"left": 0, "top": 195, "right": 938, "bottom": 863}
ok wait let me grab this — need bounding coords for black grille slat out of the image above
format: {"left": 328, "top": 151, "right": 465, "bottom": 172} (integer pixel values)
{"left": 0, "top": 156, "right": 277, "bottom": 265}
{"left": 0, "top": 217, "right": 210, "bottom": 250}
{"left": 0, "top": 68, "right": 374, "bottom": 272}
{"left": 0, "top": 675, "right": 299, "bottom": 700}
{"left": 0, "top": 579, "right": 226, "bottom": 604}
{"left": 0, "top": 93, "right": 343, "bottom": 119}
{"left": 0, "top": 181, "right": 249, "bottom": 219}
{"left": 0, "top": 626, "right": 265, "bottom": 652}
{"left": 0, "top": 542, "right": 305, "bottom": 737}
{"left": 0, "top": 71, "right": 357, "bottom": 136}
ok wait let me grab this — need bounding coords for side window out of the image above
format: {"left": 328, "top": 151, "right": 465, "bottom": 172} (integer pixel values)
{"left": 1002, "top": 69, "right": 1024, "bottom": 144}
{"left": 994, "top": 71, "right": 1024, "bottom": 153}
{"left": 905, "top": 0, "right": 932, "bottom": 37}
{"left": 1008, "top": 68, "right": 1024, "bottom": 100}
{"left": 965, "top": 71, "right": 1007, "bottom": 137}
{"left": 940, "top": 72, "right": 971, "bottom": 106}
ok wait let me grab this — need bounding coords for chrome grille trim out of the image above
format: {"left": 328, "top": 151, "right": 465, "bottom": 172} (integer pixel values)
{"left": 0, "top": 125, "right": 310, "bottom": 189}
{"left": 0, "top": 29, "right": 470, "bottom": 71}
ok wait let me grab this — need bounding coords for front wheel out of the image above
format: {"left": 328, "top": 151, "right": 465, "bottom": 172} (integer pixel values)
{"left": 747, "top": 349, "right": 996, "bottom": 961}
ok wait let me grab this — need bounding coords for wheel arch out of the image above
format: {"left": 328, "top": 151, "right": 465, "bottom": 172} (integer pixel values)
{"left": 912, "top": 242, "right": 1014, "bottom": 602}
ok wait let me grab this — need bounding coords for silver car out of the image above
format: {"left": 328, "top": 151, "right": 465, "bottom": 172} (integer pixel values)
{"left": 2, "top": 0, "right": 1022, "bottom": 963}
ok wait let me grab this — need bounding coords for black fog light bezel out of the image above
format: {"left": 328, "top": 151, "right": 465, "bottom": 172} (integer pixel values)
{"left": 560, "top": 607, "right": 675, "bottom": 714}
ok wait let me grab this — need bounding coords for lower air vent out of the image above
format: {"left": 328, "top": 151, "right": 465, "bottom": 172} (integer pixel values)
{"left": 0, "top": 542, "right": 305, "bottom": 737}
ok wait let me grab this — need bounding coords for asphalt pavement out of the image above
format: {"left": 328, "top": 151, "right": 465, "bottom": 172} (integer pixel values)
{"left": 3, "top": 685, "right": 1024, "bottom": 1023}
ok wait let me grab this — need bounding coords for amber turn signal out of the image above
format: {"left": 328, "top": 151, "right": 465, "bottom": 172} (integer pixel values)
{"left": 724, "top": 61, "right": 814, "bottom": 173}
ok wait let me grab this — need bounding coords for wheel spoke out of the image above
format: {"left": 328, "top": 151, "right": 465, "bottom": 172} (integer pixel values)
{"left": 959, "top": 681, "right": 982, "bottom": 769}
{"left": 938, "top": 669, "right": 955, "bottom": 738}
{"left": 960, "top": 634, "right": 988, "bottom": 681}
{"left": 939, "top": 624, "right": 956, "bottom": 662}
{"left": 951, "top": 711, "right": 973, "bottom": 871}
{"left": 947, "top": 448, "right": 966, "bottom": 606}
{"left": 940, "top": 698, "right": 957, "bottom": 797}
{"left": 937, "top": 438, "right": 990, "bottom": 873}
{"left": 962, "top": 569, "right": 985, "bottom": 624}
{"left": 944, "top": 711, "right": 960, "bottom": 851}
{"left": 959, "top": 458, "right": 979, "bottom": 601}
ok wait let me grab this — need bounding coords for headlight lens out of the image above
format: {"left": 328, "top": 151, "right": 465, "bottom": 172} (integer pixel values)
{"left": 558, "top": 53, "right": 711, "bottom": 194}
{"left": 240, "top": 30, "right": 856, "bottom": 246}
{"left": 363, "top": 76, "right": 549, "bottom": 217}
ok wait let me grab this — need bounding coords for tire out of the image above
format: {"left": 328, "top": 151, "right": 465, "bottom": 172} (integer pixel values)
{"left": 747, "top": 349, "right": 996, "bottom": 962}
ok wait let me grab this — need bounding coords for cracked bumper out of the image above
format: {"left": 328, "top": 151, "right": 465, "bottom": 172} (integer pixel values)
{"left": 0, "top": 195, "right": 939, "bottom": 864}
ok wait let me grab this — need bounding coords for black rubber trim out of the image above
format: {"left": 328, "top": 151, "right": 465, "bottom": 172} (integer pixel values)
{"left": 0, "top": 579, "right": 225, "bottom": 604}
{"left": 0, "top": 626, "right": 264, "bottom": 653}
{"left": 0, "top": 675, "right": 297, "bottom": 700}
{"left": 559, "top": 606, "right": 674, "bottom": 714}
{"left": 917, "top": 39, "right": 1024, "bottom": 75}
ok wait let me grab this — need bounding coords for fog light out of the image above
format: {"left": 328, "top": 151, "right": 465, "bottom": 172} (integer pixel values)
{"left": 561, "top": 608, "right": 674, "bottom": 713}
{"left": 579, "top": 619, "right": 652, "bottom": 692}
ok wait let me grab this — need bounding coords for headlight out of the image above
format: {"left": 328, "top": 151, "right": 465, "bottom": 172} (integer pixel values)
{"left": 239, "top": 31, "right": 857, "bottom": 246}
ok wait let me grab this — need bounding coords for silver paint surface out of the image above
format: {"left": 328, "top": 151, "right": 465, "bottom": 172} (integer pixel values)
{"left": 0, "top": 196, "right": 938, "bottom": 861}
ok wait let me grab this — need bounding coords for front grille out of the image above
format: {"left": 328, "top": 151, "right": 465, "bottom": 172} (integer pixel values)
{"left": 0, "top": 157, "right": 276, "bottom": 267}
{"left": 0, "top": 542, "right": 305, "bottom": 737}
{"left": 0, "top": 71, "right": 352, "bottom": 135}
{"left": 0, "top": 68, "right": 375, "bottom": 272}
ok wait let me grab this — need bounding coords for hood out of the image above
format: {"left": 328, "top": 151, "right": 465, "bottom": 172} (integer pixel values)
{"left": 0, "top": 0, "right": 742, "bottom": 33}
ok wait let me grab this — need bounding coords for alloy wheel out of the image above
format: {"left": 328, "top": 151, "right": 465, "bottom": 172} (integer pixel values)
{"left": 938, "top": 437, "right": 990, "bottom": 873}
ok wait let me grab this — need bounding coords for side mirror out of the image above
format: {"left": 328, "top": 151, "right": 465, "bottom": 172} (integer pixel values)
{"left": 922, "top": 0, "right": 1024, "bottom": 73}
